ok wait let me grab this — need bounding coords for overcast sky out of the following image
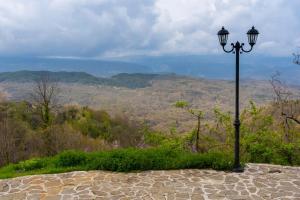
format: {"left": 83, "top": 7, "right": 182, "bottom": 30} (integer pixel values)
{"left": 0, "top": 0, "right": 299, "bottom": 58}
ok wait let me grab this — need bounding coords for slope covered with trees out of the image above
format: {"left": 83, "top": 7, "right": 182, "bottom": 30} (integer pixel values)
{"left": 0, "top": 97, "right": 299, "bottom": 172}
{"left": 0, "top": 71, "right": 160, "bottom": 89}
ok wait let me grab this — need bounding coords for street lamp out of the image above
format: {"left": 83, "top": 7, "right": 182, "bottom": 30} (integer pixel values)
{"left": 217, "top": 26, "right": 259, "bottom": 172}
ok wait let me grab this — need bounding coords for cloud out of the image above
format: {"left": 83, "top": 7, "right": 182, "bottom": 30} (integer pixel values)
{"left": 153, "top": 0, "right": 300, "bottom": 56}
{"left": 0, "top": 0, "right": 298, "bottom": 57}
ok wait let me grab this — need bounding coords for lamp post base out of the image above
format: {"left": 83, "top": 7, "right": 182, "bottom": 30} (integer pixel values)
{"left": 232, "top": 166, "right": 244, "bottom": 173}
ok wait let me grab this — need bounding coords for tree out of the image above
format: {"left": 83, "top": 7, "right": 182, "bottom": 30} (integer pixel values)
{"left": 30, "top": 74, "right": 60, "bottom": 127}
{"left": 0, "top": 111, "right": 13, "bottom": 165}
{"left": 270, "top": 72, "right": 300, "bottom": 142}
{"left": 175, "top": 101, "right": 204, "bottom": 152}
{"left": 0, "top": 109, "right": 27, "bottom": 166}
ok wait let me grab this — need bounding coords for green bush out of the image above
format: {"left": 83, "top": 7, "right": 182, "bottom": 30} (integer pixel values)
{"left": 144, "top": 132, "right": 168, "bottom": 146}
{"left": 1, "top": 147, "right": 233, "bottom": 178}
{"left": 178, "top": 152, "right": 233, "bottom": 170}
{"left": 86, "top": 148, "right": 176, "bottom": 172}
{"left": 13, "top": 158, "right": 46, "bottom": 171}
{"left": 55, "top": 150, "right": 87, "bottom": 167}
{"left": 85, "top": 147, "right": 232, "bottom": 172}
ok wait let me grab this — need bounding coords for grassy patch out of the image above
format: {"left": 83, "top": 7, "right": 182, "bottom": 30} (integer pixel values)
{"left": 0, "top": 147, "right": 233, "bottom": 179}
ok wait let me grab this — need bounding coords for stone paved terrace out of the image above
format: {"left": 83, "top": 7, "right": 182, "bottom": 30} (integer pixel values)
{"left": 0, "top": 164, "right": 299, "bottom": 200}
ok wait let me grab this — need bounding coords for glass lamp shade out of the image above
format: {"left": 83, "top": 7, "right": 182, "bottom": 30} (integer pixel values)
{"left": 247, "top": 26, "right": 259, "bottom": 46}
{"left": 217, "top": 27, "right": 229, "bottom": 46}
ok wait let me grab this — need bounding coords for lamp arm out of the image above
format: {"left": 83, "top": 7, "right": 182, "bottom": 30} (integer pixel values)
{"left": 241, "top": 43, "right": 253, "bottom": 53}
{"left": 222, "top": 43, "right": 235, "bottom": 53}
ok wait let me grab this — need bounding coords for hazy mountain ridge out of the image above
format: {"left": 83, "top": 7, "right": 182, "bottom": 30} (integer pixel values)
{"left": 0, "top": 57, "right": 153, "bottom": 77}
{"left": 0, "top": 70, "right": 101, "bottom": 83}
{"left": 0, "top": 71, "right": 164, "bottom": 89}
{"left": 0, "top": 70, "right": 192, "bottom": 89}
{"left": 0, "top": 55, "right": 299, "bottom": 85}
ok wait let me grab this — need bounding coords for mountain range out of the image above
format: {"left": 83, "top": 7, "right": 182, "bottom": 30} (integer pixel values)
{"left": 0, "top": 71, "right": 164, "bottom": 89}
{"left": 0, "top": 54, "right": 298, "bottom": 85}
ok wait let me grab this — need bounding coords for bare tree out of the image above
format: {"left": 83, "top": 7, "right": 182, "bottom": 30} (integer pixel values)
{"left": 270, "top": 72, "right": 300, "bottom": 142}
{"left": 0, "top": 111, "right": 27, "bottom": 166}
{"left": 175, "top": 101, "right": 204, "bottom": 152}
{"left": 293, "top": 51, "right": 300, "bottom": 65}
{"left": 31, "top": 74, "right": 60, "bottom": 126}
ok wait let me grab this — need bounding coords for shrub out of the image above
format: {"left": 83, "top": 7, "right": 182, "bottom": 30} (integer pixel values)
{"left": 87, "top": 148, "right": 158, "bottom": 172}
{"left": 178, "top": 152, "right": 233, "bottom": 170}
{"left": 210, "top": 153, "right": 234, "bottom": 170}
{"left": 278, "top": 143, "right": 300, "bottom": 165}
{"left": 55, "top": 150, "right": 87, "bottom": 167}
{"left": 13, "top": 158, "right": 46, "bottom": 171}
{"left": 48, "top": 147, "right": 233, "bottom": 172}
{"left": 0, "top": 147, "right": 234, "bottom": 178}
{"left": 86, "top": 147, "right": 232, "bottom": 172}
{"left": 144, "top": 131, "right": 168, "bottom": 146}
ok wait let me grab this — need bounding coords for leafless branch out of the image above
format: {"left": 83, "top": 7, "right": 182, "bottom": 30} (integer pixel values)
{"left": 270, "top": 72, "right": 300, "bottom": 142}
{"left": 30, "top": 74, "right": 60, "bottom": 125}
{"left": 293, "top": 51, "right": 300, "bottom": 65}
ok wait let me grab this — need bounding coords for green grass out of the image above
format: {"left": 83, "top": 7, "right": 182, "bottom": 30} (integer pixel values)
{"left": 0, "top": 147, "right": 233, "bottom": 179}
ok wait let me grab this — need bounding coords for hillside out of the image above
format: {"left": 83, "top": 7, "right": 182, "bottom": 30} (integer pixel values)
{"left": 0, "top": 71, "right": 161, "bottom": 89}
{"left": 0, "top": 71, "right": 102, "bottom": 84}
{"left": 1, "top": 71, "right": 299, "bottom": 132}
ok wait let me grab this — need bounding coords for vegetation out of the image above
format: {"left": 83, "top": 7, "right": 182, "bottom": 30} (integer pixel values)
{"left": 3, "top": 71, "right": 300, "bottom": 133}
{"left": 111, "top": 73, "right": 159, "bottom": 88}
{"left": 175, "top": 101, "right": 204, "bottom": 152}
{"left": 0, "top": 71, "right": 160, "bottom": 89}
{"left": 0, "top": 148, "right": 232, "bottom": 179}
{"left": 0, "top": 72, "right": 299, "bottom": 179}
{"left": 0, "top": 101, "right": 146, "bottom": 167}
{"left": 30, "top": 75, "right": 60, "bottom": 126}
{"left": 0, "top": 96, "right": 299, "bottom": 178}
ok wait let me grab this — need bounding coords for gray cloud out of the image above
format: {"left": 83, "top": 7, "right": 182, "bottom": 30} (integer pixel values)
{"left": 0, "top": 0, "right": 299, "bottom": 57}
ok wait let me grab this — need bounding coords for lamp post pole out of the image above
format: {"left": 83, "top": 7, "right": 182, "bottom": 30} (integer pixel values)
{"left": 234, "top": 42, "right": 241, "bottom": 172}
{"left": 217, "top": 27, "right": 259, "bottom": 172}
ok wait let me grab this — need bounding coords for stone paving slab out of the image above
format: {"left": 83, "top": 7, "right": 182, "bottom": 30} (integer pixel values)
{"left": 0, "top": 163, "right": 299, "bottom": 200}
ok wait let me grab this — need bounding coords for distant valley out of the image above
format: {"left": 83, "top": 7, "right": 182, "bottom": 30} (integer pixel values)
{"left": 1, "top": 70, "right": 300, "bottom": 132}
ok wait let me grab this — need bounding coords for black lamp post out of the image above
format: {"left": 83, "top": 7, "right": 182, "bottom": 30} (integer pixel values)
{"left": 217, "top": 26, "right": 259, "bottom": 172}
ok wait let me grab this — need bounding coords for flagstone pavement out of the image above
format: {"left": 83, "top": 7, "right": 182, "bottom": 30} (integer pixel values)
{"left": 0, "top": 163, "right": 299, "bottom": 200}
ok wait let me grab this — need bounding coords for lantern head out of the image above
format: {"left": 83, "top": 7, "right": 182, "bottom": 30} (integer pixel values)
{"left": 247, "top": 26, "right": 259, "bottom": 46}
{"left": 217, "top": 26, "right": 229, "bottom": 46}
